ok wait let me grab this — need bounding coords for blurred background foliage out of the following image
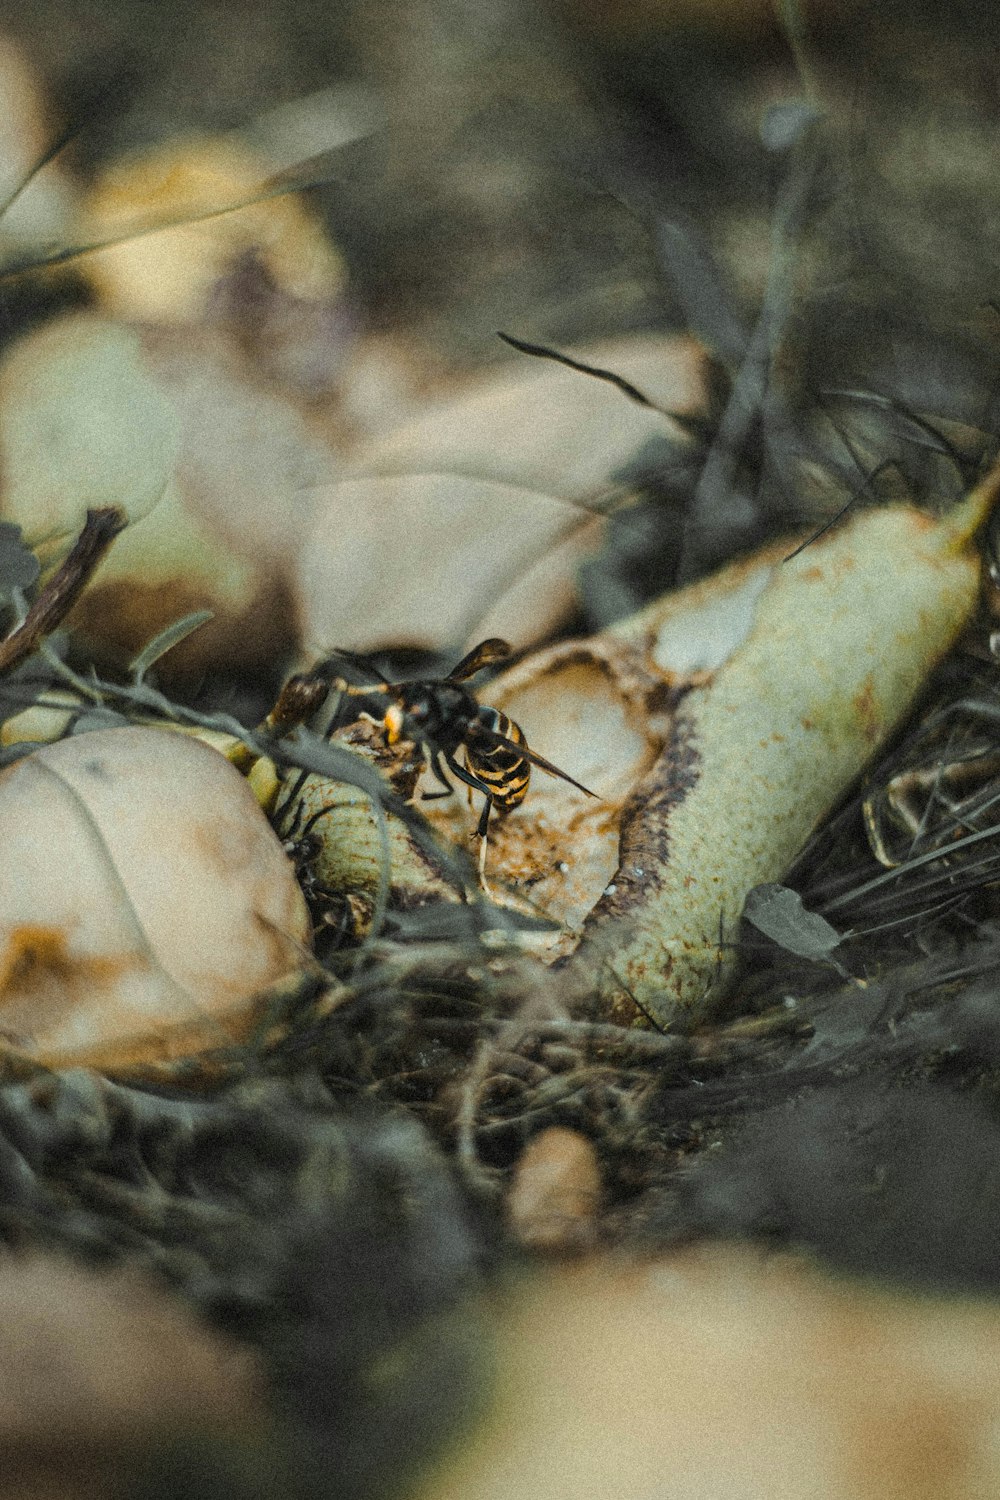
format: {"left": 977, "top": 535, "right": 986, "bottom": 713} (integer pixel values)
{"left": 5, "top": 0, "right": 1000, "bottom": 611}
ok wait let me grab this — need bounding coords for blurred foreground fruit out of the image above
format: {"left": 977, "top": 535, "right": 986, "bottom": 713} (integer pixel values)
{"left": 418, "top": 1245, "right": 1000, "bottom": 1500}
{"left": 0, "top": 1254, "right": 266, "bottom": 1499}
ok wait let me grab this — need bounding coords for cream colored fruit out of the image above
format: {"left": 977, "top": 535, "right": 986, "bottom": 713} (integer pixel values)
{"left": 0, "top": 695, "right": 248, "bottom": 766}
{"left": 579, "top": 482, "right": 999, "bottom": 1023}
{"left": 418, "top": 1246, "right": 1000, "bottom": 1500}
{"left": 0, "top": 33, "right": 78, "bottom": 258}
{"left": 0, "top": 727, "right": 310, "bottom": 1070}
{"left": 79, "top": 135, "right": 346, "bottom": 323}
{"left": 0, "top": 309, "right": 336, "bottom": 675}
{"left": 0, "top": 313, "right": 180, "bottom": 563}
{"left": 297, "top": 333, "right": 706, "bottom": 655}
{"left": 299, "top": 464, "right": 1000, "bottom": 1029}
{"left": 0, "top": 691, "right": 81, "bottom": 746}
{"left": 64, "top": 328, "right": 337, "bottom": 675}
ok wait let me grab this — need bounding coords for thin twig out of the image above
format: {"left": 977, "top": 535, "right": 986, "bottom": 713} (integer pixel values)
{"left": 0, "top": 507, "right": 126, "bottom": 675}
{"left": 496, "top": 331, "right": 664, "bottom": 412}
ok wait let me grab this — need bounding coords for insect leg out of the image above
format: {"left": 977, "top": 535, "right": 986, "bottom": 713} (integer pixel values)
{"left": 477, "top": 829, "right": 492, "bottom": 894}
{"left": 445, "top": 753, "right": 495, "bottom": 837}
{"left": 444, "top": 752, "right": 496, "bottom": 893}
{"left": 420, "top": 751, "right": 456, "bottom": 801}
{"left": 475, "top": 795, "right": 494, "bottom": 840}
{"left": 272, "top": 788, "right": 305, "bottom": 841}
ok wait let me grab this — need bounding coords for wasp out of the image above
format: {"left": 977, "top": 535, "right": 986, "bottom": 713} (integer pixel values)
{"left": 311, "top": 637, "right": 597, "bottom": 881}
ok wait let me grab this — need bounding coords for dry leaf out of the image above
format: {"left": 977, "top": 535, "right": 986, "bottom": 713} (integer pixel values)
{"left": 742, "top": 883, "right": 845, "bottom": 963}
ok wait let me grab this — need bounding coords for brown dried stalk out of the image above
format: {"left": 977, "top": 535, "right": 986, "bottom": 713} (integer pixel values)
{"left": 0, "top": 507, "right": 126, "bottom": 676}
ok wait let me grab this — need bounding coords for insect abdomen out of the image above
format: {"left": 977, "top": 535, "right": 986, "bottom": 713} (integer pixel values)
{"left": 467, "top": 708, "right": 530, "bottom": 812}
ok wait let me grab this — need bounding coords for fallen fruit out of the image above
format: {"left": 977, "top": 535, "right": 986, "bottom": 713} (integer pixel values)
{"left": 0, "top": 726, "right": 311, "bottom": 1071}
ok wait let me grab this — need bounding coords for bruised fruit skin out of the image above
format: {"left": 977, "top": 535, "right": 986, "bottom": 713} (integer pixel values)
{"left": 0, "top": 727, "right": 311, "bottom": 1071}
{"left": 277, "top": 465, "right": 1000, "bottom": 1033}
{"left": 422, "top": 474, "right": 1000, "bottom": 1027}
{"left": 572, "top": 477, "right": 1000, "bottom": 1026}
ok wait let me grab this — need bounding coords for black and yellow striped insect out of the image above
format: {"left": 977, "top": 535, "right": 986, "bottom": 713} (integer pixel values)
{"left": 320, "top": 637, "right": 596, "bottom": 873}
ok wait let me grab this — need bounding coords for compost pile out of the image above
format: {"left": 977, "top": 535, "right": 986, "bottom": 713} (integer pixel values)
{"left": 2, "top": 3, "right": 1000, "bottom": 1498}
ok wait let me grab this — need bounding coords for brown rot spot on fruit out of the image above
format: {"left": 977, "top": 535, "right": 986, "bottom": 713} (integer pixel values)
{"left": 852, "top": 674, "right": 881, "bottom": 748}
{"left": 0, "top": 925, "right": 136, "bottom": 1047}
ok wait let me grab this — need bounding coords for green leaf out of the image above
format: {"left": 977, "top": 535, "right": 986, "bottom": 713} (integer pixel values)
{"left": 0, "top": 523, "right": 39, "bottom": 601}
{"left": 128, "top": 610, "right": 215, "bottom": 681}
{"left": 69, "top": 709, "right": 131, "bottom": 734}
{"left": 743, "top": 883, "right": 844, "bottom": 962}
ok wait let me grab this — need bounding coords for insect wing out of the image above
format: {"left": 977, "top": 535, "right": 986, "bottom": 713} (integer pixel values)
{"left": 517, "top": 741, "right": 598, "bottom": 798}
{"left": 445, "top": 638, "right": 512, "bottom": 683}
{"left": 315, "top": 647, "right": 393, "bottom": 688}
